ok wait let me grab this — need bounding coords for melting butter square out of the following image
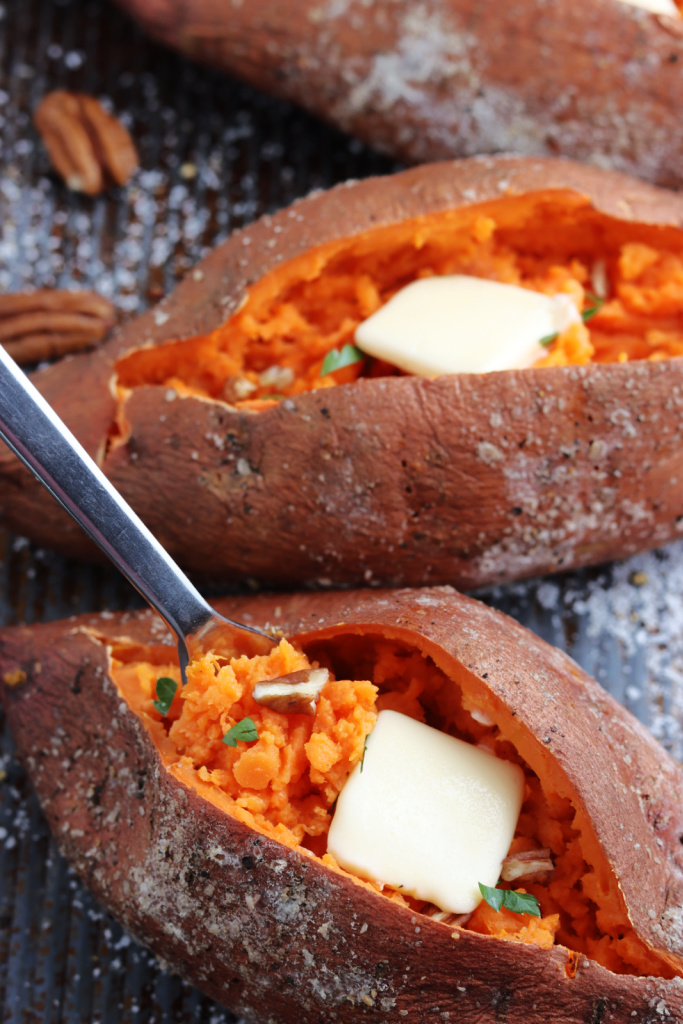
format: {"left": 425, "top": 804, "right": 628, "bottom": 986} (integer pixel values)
{"left": 355, "top": 274, "right": 579, "bottom": 376}
{"left": 327, "top": 710, "right": 525, "bottom": 914}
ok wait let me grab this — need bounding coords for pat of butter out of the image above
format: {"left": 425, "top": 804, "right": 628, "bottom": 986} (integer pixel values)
{"left": 616, "top": 0, "right": 679, "bottom": 14}
{"left": 327, "top": 710, "right": 524, "bottom": 914}
{"left": 354, "top": 275, "right": 580, "bottom": 376}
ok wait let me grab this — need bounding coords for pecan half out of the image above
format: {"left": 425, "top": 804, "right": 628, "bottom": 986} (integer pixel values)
{"left": 0, "top": 290, "right": 116, "bottom": 364}
{"left": 34, "top": 90, "right": 139, "bottom": 195}
{"left": 253, "top": 668, "right": 329, "bottom": 715}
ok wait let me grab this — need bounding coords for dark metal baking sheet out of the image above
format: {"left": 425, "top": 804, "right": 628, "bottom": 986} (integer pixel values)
{"left": 1, "top": 1, "right": 682, "bottom": 1021}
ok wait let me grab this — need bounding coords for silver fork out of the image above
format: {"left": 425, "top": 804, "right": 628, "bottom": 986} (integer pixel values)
{"left": 0, "top": 343, "right": 277, "bottom": 682}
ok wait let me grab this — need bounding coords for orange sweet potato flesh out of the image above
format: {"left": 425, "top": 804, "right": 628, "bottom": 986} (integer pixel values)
{"left": 3, "top": 157, "right": 683, "bottom": 588}
{"left": 114, "top": 189, "right": 683, "bottom": 399}
{"left": 110, "top": 0, "right": 683, "bottom": 189}
{"left": 117, "top": 638, "right": 379, "bottom": 847}
{"left": 108, "top": 635, "right": 661, "bottom": 976}
{"left": 3, "top": 588, "right": 683, "bottom": 1023}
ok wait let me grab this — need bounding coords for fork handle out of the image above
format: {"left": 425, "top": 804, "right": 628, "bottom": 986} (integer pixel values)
{"left": 0, "top": 344, "right": 215, "bottom": 655}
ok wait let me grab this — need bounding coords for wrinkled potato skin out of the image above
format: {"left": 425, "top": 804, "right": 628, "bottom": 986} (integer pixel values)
{"left": 2, "top": 587, "right": 683, "bottom": 1022}
{"left": 2, "top": 158, "right": 683, "bottom": 587}
{"left": 109, "top": 0, "right": 683, "bottom": 188}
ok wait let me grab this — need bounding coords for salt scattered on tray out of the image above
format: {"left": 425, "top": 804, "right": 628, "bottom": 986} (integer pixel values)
{"left": 483, "top": 538, "right": 683, "bottom": 761}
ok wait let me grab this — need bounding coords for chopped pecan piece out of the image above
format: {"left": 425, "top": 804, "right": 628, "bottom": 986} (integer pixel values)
{"left": 253, "top": 667, "right": 329, "bottom": 715}
{"left": 34, "top": 90, "right": 139, "bottom": 195}
{"left": 221, "top": 375, "right": 258, "bottom": 403}
{"left": 0, "top": 290, "right": 116, "bottom": 364}
{"left": 258, "top": 365, "right": 295, "bottom": 391}
{"left": 500, "top": 848, "right": 555, "bottom": 883}
{"left": 424, "top": 906, "right": 472, "bottom": 927}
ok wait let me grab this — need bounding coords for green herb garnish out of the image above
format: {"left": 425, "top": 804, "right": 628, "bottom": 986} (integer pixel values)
{"left": 540, "top": 294, "right": 605, "bottom": 348}
{"left": 152, "top": 677, "right": 178, "bottom": 716}
{"left": 478, "top": 882, "right": 541, "bottom": 917}
{"left": 360, "top": 733, "right": 369, "bottom": 773}
{"left": 222, "top": 716, "right": 259, "bottom": 747}
{"left": 321, "top": 344, "right": 365, "bottom": 376}
{"left": 581, "top": 294, "right": 604, "bottom": 322}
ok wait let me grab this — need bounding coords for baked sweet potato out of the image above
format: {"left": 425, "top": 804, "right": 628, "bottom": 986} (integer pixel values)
{"left": 110, "top": 0, "right": 683, "bottom": 188}
{"left": 2, "top": 586, "right": 683, "bottom": 1023}
{"left": 3, "top": 156, "right": 683, "bottom": 589}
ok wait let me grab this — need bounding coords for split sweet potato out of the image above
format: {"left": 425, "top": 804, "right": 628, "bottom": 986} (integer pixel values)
{"left": 2, "top": 586, "right": 683, "bottom": 1022}
{"left": 3, "top": 156, "right": 683, "bottom": 588}
{"left": 110, "top": 0, "right": 683, "bottom": 188}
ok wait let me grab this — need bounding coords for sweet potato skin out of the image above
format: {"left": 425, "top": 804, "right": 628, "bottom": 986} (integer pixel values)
{"left": 3, "top": 157, "right": 683, "bottom": 587}
{"left": 110, "top": 0, "right": 683, "bottom": 188}
{"left": 2, "top": 587, "right": 683, "bottom": 1022}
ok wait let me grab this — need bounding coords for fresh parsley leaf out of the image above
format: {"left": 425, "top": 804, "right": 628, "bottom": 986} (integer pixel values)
{"left": 540, "top": 295, "right": 604, "bottom": 349}
{"left": 478, "top": 882, "right": 505, "bottom": 912}
{"left": 152, "top": 677, "right": 178, "bottom": 716}
{"left": 581, "top": 294, "right": 604, "bottom": 322}
{"left": 478, "top": 882, "right": 541, "bottom": 918}
{"left": 222, "top": 716, "right": 259, "bottom": 747}
{"left": 321, "top": 344, "right": 365, "bottom": 376}
{"left": 360, "top": 733, "right": 369, "bottom": 773}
